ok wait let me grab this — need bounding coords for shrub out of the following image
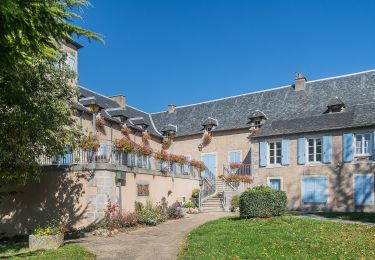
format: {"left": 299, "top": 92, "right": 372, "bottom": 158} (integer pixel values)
{"left": 135, "top": 199, "right": 158, "bottom": 226}
{"left": 110, "top": 212, "right": 138, "bottom": 229}
{"left": 230, "top": 195, "right": 239, "bottom": 212}
{"left": 33, "top": 222, "right": 67, "bottom": 237}
{"left": 239, "top": 185, "right": 287, "bottom": 218}
{"left": 167, "top": 201, "right": 184, "bottom": 219}
{"left": 191, "top": 188, "right": 200, "bottom": 198}
{"left": 155, "top": 197, "right": 169, "bottom": 223}
{"left": 182, "top": 201, "right": 194, "bottom": 208}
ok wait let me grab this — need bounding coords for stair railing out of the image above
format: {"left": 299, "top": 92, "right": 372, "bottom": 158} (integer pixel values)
{"left": 200, "top": 168, "right": 216, "bottom": 203}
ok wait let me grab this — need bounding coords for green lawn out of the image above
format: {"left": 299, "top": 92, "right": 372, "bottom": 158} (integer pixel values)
{"left": 314, "top": 212, "right": 375, "bottom": 223}
{"left": 0, "top": 239, "right": 95, "bottom": 260}
{"left": 179, "top": 216, "right": 375, "bottom": 259}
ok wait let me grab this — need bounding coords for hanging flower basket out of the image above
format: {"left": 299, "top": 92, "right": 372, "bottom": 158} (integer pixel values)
{"left": 226, "top": 174, "right": 253, "bottom": 185}
{"left": 142, "top": 132, "right": 151, "bottom": 143}
{"left": 202, "top": 132, "right": 212, "bottom": 145}
{"left": 114, "top": 137, "right": 136, "bottom": 153}
{"left": 79, "top": 133, "right": 100, "bottom": 151}
{"left": 154, "top": 150, "right": 169, "bottom": 162}
{"left": 95, "top": 116, "right": 105, "bottom": 128}
{"left": 121, "top": 125, "right": 132, "bottom": 136}
{"left": 162, "top": 138, "right": 172, "bottom": 150}
{"left": 229, "top": 162, "right": 244, "bottom": 169}
{"left": 169, "top": 154, "right": 187, "bottom": 166}
{"left": 135, "top": 145, "right": 153, "bottom": 156}
{"left": 190, "top": 159, "right": 206, "bottom": 172}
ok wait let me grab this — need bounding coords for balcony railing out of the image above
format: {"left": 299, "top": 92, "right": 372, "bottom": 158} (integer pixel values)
{"left": 38, "top": 141, "right": 200, "bottom": 178}
{"left": 223, "top": 163, "right": 252, "bottom": 177}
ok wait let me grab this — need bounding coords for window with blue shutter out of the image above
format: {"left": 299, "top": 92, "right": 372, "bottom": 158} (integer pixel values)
{"left": 297, "top": 137, "right": 306, "bottom": 165}
{"left": 354, "top": 175, "right": 373, "bottom": 205}
{"left": 101, "top": 144, "right": 107, "bottom": 158}
{"left": 343, "top": 133, "right": 353, "bottom": 162}
{"left": 303, "top": 177, "right": 328, "bottom": 203}
{"left": 183, "top": 155, "right": 191, "bottom": 173}
{"left": 373, "top": 131, "right": 375, "bottom": 161}
{"left": 259, "top": 141, "right": 267, "bottom": 167}
{"left": 228, "top": 151, "right": 241, "bottom": 163}
{"left": 322, "top": 136, "right": 332, "bottom": 164}
{"left": 281, "top": 139, "right": 290, "bottom": 165}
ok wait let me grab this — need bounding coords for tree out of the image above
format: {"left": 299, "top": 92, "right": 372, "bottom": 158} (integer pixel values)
{"left": 0, "top": 0, "right": 103, "bottom": 185}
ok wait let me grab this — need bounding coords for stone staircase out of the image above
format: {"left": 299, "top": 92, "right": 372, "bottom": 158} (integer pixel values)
{"left": 200, "top": 178, "right": 238, "bottom": 212}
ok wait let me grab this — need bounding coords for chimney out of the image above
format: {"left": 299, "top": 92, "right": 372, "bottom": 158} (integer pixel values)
{"left": 168, "top": 104, "right": 176, "bottom": 114}
{"left": 294, "top": 73, "right": 307, "bottom": 91}
{"left": 110, "top": 94, "right": 126, "bottom": 109}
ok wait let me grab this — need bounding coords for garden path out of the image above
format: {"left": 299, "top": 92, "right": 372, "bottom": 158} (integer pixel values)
{"left": 79, "top": 212, "right": 233, "bottom": 260}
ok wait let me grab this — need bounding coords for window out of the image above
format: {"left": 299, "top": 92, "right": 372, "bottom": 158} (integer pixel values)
{"left": 182, "top": 155, "right": 191, "bottom": 174}
{"left": 303, "top": 177, "right": 327, "bottom": 203}
{"left": 137, "top": 184, "right": 149, "bottom": 196}
{"left": 268, "top": 178, "right": 282, "bottom": 191}
{"left": 307, "top": 138, "right": 322, "bottom": 163}
{"left": 228, "top": 151, "right": 241, "bottom": 163}
{"left": 68, "top": 56, "right": 76, "bottom": 72}
{"left": 355, "top": 133, "right": 371, "bottom": 156}
{"left": 354, "top": 175, "right": 373, "bottom": 205}
{"left": 254, "top": 120, "right": 261, "bottom": 128}
{"left": 269, "top": 141, "right": 282, "bottom": 165}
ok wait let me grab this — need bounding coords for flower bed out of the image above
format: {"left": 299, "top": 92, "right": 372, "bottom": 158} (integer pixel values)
{"left": 225, "top": 174, "right": 253, "bottom": 185}
{"left": 114, "top": 137, "right": 136, "bottom": 153}
{"left": 95, "top": 115, "right": 105, "bottom": 128}
{"left": 79, "top": 133, "right": 100, "bottom": 151}
{"left": 190, "top": 159, "right": 206, "bottom": 172}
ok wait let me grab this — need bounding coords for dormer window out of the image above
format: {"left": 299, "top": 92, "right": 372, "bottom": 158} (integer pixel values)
{"left": 247, "top": 110, "right": 267, "bottom": 129}
{"left": 161, "top": 124, "right": 177, "bottom": 139}
{"left": 326, "top": 97, "right": 345, "bottom": 114}
{"left": 201, "top": 117, "right": 218, "bottom": 132}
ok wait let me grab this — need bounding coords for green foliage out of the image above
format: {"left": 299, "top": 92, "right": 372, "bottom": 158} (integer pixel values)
{"left": 182, "top": 201, "right": 194, "bottom": 208}
{"left": 0, "top": 0, "right": 103, "bottom": 68}
{"left": 135, "top": 199, "right": 169, "bottom": 226}
{"left": 230, "top": 195, "right": 239, "bottom": 211}
{"left": 0, "top": 59, "right": 80, "bottom": 184}
{"left": 0, "top": 0, "right": 102, "bottom": 185}
{"left": 191, "top": 188, "right": 200, "bottom": 198}
{"left": 239, "top": 185, "right": 287, "bottom": 218}
{"left": 0, "top": 242, "right": 95, "bottom": 259}
{"left": 179, "top": 216, "right": 375, "bottom": 259}
{"left": 33, "top": 222, "right": 65, "bottom": 237}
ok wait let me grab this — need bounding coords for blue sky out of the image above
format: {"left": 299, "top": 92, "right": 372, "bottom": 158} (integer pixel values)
{"left": 75, "top": 0, "right": 375, "bottom": 112}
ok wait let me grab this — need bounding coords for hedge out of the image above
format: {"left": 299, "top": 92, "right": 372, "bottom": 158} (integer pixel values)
{"left": 239, "top": 185, "right": 287, "bottom": 218}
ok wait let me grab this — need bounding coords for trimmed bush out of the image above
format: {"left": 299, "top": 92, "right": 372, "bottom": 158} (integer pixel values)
{"left": 239, "top": 185, "right": 287, "bottom": 218}
{"left": 230, "top": 195, "right": 239, "bottom": 212}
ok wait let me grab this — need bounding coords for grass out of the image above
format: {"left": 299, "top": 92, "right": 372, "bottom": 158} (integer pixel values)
{"left": 179, "top": 215, "right": 375, "bottom": 259}
{"left": 0, "top": 237, "right": 95, "bottom": 260}
{"left": 313, "top": 212, "right": 375, "bottom": 223}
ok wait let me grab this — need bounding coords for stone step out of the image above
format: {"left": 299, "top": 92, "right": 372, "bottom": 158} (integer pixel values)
{"left": 201, "top": 208, "right": 224, "bottom": 212}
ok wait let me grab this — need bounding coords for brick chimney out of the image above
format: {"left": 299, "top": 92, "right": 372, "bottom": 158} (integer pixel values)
{"left": 110, "top": 95, "right": 126, "bottom": 109}
{"left": 168, "top": 104, "right": 176, "bottom": 114}
{"left": 294, "top": 73, "right": 307, "bottom": 91}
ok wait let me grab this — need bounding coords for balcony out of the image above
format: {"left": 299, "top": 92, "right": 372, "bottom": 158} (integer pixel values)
{"left": 38, "top": 140, "right": 200, "bottom": 179}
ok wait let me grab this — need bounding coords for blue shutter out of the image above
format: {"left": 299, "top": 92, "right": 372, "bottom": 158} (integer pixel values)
{"left": 355, "top": 175, "right": 373, "bottom": 205}
{"left": 303, "top": 177, "right": 327, "bottom": 203}
{"left": 259, "top": 141, "right": 267, "bottom": 167}
{"left": 315, "top": 178, "right": 327, "bottom": 203}
{"left": 323, "top": 136, "right": 332, "bottom": 164}
{"left": 343, "top": 133, "right": 353, "bottom": 162}
{"left": 303, "top": 178, "right": 314, "bottom": 202}
{"left": 281, "top": 139, "right": 290, "bottom": 165}
{"left": 101, "top": 144, "right": 107, "bottom": 157}
{"left": 202, "top": 153, "right": 217, "bottom": 178}
{"left": 373, "top": 131, "right": 375, "bottom": 161}
{"left": 297, "top": 138, "right": 306, "bottom": 165}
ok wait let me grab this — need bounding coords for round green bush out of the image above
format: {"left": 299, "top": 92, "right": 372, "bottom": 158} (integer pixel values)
{"left": 239, "top": 185, "right": 287, "bottom": 218}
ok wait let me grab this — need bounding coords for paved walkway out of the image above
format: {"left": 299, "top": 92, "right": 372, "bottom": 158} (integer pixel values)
{"left": 79, "top": 212, "right": 232, "bottom": 260}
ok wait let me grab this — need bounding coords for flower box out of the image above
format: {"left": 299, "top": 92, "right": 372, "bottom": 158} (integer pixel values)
{"left": 29, "top": 233, "right": 64, "bottom": 251}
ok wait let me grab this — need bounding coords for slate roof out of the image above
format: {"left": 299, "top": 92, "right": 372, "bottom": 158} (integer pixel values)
{"left": 76, "top": 87, "right": 162, "bottom": 136}
{"left": 151, "top": 70, "right": 375, "bottom": 137}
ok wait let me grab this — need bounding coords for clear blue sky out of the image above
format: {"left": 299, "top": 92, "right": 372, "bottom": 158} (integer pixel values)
{"left": 75, "top": 0, "right": 375, "bottom": 112}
